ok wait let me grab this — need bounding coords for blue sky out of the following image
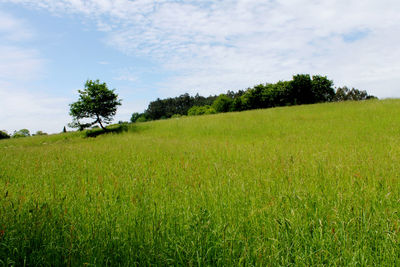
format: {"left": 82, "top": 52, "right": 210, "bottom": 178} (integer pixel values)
{"left": 1, "top": 0, "right": 399, "bottom": 134}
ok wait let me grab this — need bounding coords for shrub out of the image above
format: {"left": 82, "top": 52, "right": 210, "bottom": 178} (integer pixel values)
{"left": 0, "top": 130, "right": 10, "bottom": 140}
{"left": 230, "top": 97, "right": 244, "bottom": 111}
{"left": 12, "top": 129, "right": 30, "bottom": 138}
{"left": 130, "top": 113, "right": 141, "bottom": 123}
{"left": 85, "top": 124, "right": 129, "bottom": 138}
{"left": 212, "top": 94, "right": 233, "bottom": 113}
{"left": 188, "top": 105, "right": 216, "bottom": 116}
{"left": 136, "top": 115, "right": 149, "bottom": 122}
{"left": 171, "top": 114, "right": 182, "bottom": 118}
{"left": 34, "top": 131, "right": 48, "bottom": 136}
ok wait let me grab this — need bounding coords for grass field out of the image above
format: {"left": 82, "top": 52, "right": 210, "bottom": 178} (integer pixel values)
{"left": 1, "top": 99, "right": 400, "bottom": 266}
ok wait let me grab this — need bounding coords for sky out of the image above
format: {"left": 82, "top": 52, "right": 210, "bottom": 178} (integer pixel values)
{"left": 0, "top": 0, "right": 399, "bottom": 134}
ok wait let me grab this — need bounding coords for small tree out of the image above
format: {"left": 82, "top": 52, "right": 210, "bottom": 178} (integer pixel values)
{"left": 69, "top": 80, "right": 122, "bottom": 130}
{"left": 12, "top": 129, "right": 30, "bottom": 138}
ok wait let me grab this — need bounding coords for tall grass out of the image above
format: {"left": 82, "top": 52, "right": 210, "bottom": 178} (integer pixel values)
{"left": 1, "top": 99, "right": 400, "bottom": 265}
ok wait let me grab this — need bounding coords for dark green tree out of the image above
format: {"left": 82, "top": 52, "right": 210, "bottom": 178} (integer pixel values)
{"left": 212, "top": 94, "right": 233, "bottom": 113}
{"left": 241, "top": 85, "right": 266, "bottom": 109}
{"left": 311, "top": 75, "right": 335, "bottom": 102}
{"left": 289, "top": 74, "right": 313, "bottom": 105}
{"left": 231, "top": 97, "right": 244, "bottom": 111}
{"left": 130, "top": 112, "right": 141, "bottom": 123}
{"left": 69, "top": 80, "right": 122, "bottom": 130}
{"left": 0, "top": 130, "right": 10, "bottom": 140}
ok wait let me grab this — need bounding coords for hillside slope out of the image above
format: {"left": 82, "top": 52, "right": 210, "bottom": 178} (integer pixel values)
{"left": 1, "top": 99, "right": 400, "bottom": 265}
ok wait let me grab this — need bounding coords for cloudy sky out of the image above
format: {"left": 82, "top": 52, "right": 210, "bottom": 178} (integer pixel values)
{"left": 0, "top": 0, "right": 399, "bottom": 134}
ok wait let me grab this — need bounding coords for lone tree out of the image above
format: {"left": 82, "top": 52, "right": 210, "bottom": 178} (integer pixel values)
{"left": 69, "top": 79, "right": 122, "bottom": 130}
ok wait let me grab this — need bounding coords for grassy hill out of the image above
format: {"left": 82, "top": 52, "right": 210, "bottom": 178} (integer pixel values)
{"left": 1, "top": 99, "right": 400, "bottom": 265}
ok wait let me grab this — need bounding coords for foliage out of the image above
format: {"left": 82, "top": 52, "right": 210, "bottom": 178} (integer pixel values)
{"left": 171, "top": 114, "right": 185, "bottom": 118}
{"left": 212, "top": 94, "right": 233, "bottom": 113}
{"left": 1, "top": 100, "right": 400, "bottom": 265}
{"left": 62, "top": 126, "right": 67, "bottom": 133}
{"left": 230, "top": 97, "right": 245, "bottom": 111}
{"left": 130, "top": 112, "right": 141, "bottom": 123}
{"left": 263, "top": 81, "right": 292, "bottom": 107}
{"left": 135, "top": 74, "right": 374, "bottom": 122}
{"left": 69, "top": 79, "right": 122, "bottom": 130}
{"left": 0, "top": 130, "right": 10, "bottom": 140}
{"left": 187, "top": 105, "right": 216, "bottom": 116}
{"left": 289, "top": 74, "right": 314, "bottom": 104}
{"left": 145, "top": 93, "right": 218, "bottom": 120}
{"left": 311, "top": 75, "right": 335, "bottom": 102}
{"left": 241, "top": 84, "right": 268, "bottom": 109}
{"left": 84, "top": 123, "right": 129, "bottom": 138}
{"left": 12, "top": 129, "right": 30, "bottom": 138}
{"left": 34, "top": 131, "right": 48, "bottom": 136}
{"left": 136, "top": 117, "right": 147, "bottom": 123}
{"left": 136, "top": 113, "right": 150, "bottom": 122}
{"left": 334, "top": 86, "right": 377, "bottom": 101}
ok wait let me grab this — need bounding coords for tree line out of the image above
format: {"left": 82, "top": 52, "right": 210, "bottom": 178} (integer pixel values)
{"left": 131, "top": 74, "right": 376, "bottom": 122}
{"left": 0, "top": 129, "right": 49, "bottom": 140}
{"left": 0, "top": 74, "right": 377, "bottom": 140}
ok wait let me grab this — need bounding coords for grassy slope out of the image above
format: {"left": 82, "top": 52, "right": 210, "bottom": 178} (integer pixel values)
{"left": 1, "top": 99, "right": 400, "bottom": 265}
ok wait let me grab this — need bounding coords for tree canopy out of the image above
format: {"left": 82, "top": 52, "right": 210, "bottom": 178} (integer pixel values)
{"left": 69, "top": 80, "right": 122, "bottom": 130}
{"left": 12, "top": 129, "right": 30, "bottom": 138}
{"left": 132, "top": 74, "right": 376, "bottom": 122}
{"left": 0, "top": 130, "right": 10, "bottom": 140}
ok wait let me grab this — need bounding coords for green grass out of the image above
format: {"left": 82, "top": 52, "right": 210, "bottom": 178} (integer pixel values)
{"left": 1, "top": 99, "right": 400, "bottom": 266}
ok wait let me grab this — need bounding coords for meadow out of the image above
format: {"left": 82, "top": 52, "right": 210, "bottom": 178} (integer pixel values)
{"left": 1, "top": 99, "right": 400, "bottom": 266}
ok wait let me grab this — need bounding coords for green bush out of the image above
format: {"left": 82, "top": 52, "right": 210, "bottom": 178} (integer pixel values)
{"left": 188, "top": 105, "right": 216, "bottom": 116}
{"left": 212, "top": 94, "right": 233, "bottom": 113}
{"left": 85, "top": 124, "right": 129, "bottom": 138}
{"left": 12, "top": 129, "right": 30, "bottom": 138}
{"left": 130, "top": 113, "right": 141, "bottom": 123}
{"left": 231, "top": 97, "right": 244, "bottom": 111}
{"left": 136, "top": 115, "right": 149, "bottom": 122}
{"left": 171, "top": 114, "right": 182, "bottom": 118}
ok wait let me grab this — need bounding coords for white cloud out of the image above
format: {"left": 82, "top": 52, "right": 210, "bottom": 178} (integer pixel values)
{"left": 0, "top": 9, "right": 70, "bottom": 133}
{"left": 0, "top": 9, "right": 45, "bottom": 81}
{"left": 0, "top": 85, "right": 70, "bottom": 134}
{"left": 0, "top": 45, "right": 45, "bottom": 81}
{"left": 3, "top": 0, "right": 400, "bottom": 100}
{"left": 0, "top": 10, "right": 34, "bottom": 41}
{"left": 113, "top": 68, "right": 139, "bottom": 82}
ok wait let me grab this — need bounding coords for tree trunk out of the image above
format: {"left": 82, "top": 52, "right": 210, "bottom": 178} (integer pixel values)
{"left": 97, "top": 115, "right": 106, "bottom": 130}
